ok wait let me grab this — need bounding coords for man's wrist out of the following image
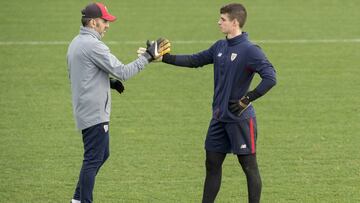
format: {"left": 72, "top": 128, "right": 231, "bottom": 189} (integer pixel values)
{"left": 245, "top": 90, "right": 262, "bottom": 102}
{"left": 142, "top": 52, "right": 153, "bottom": 62}
{"left": 110, "top": 78, "right": 116, "bottom": 89}
{"left": 162, "top": 53, "right": 176, "bottom": 63}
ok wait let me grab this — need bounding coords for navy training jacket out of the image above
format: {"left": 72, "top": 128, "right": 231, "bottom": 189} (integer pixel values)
{"left": 163, "top": 32, "right": 276, "bottom": 122}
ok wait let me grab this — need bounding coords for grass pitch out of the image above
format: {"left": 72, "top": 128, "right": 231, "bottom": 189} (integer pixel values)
{"left": 0, "top": 0, "right": 359, "bottom": 202}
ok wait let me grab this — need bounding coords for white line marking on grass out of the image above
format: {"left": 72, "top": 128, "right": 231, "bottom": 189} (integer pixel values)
{"left": 255, "top": 39, "right": 360, "bottom": 44}
{"left": 0, "top": 39, "right": 360, "bottom": 46}
{"left": 0, "top": 41, "right": 69, "bottom": 45}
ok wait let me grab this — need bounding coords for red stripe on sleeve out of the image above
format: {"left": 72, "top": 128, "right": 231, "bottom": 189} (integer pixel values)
{"left": 250, "top": 118, "right": 255, "bottom": 154}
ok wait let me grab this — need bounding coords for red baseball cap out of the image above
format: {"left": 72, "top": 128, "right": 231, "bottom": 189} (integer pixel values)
{"left": 81, "top": 2, "right": 116, "bottom": 22}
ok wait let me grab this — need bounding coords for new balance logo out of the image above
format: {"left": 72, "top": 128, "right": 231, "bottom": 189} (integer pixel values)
{"left": 240, "top": 144, "right": 247, "bottom": 149}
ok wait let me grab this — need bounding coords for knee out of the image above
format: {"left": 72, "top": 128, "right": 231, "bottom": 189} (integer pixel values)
{"left": 82, "top": 159, "right": 103, "bottom": 171}
{"left": 242, "top": 164, "right": 262, "bottom": 185}
{"left": 241, "top": 164, "right": 252, "bottom": 175}
{"left": 103, "top": 151, "right": 109, "bottom": 163}
{"left": 238, "top": 155, "right": 259, "bottom": 174}
{"left": 205, "top": 158, "right": 222, "bottom": 173}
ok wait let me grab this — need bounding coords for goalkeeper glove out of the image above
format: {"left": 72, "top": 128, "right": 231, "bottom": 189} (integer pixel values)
{"left": 229, "top": 96, "right": 251, "bottom": 116}
{"left": 110, "top": 78, "right": 124, "bottom": 94}
{"left": 228, "top": 90, "right": 262, "bottom": 116}
{"left": 141, "top": 38, "right": 171, "bottom": 62}
{"left": 155, "top": 37, "right": 171, "bottom": 56}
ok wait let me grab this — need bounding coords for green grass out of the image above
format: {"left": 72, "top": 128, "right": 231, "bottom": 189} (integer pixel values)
{"left": 1, "top": 0, "right": 360, "bottom": 202}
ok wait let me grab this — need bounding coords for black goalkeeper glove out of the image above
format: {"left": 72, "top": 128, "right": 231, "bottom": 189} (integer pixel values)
{"left": 110, "top": 78, "right": 124, "bottom": 94}
{"left": 228, "top": 90, "right": 262, "bottom": 116}
{"left": 141, "top": 38, "right": 171, "bottom": 62}
{"left": 229, "top": 96, "right": 251, "bottom": 116}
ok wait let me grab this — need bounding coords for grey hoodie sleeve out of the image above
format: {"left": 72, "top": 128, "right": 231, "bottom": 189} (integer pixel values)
{"left": 89, "top": 41, "right": 149, "bottom": 81}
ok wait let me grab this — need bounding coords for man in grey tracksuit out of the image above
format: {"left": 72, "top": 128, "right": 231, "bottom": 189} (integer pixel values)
{"left": 66, "top": 3, "right": 170, "bottom": 203}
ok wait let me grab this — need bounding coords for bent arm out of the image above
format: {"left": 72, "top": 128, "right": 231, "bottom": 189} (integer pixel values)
{"left": 246, "top": 45, "right": 277, "bottom": 101}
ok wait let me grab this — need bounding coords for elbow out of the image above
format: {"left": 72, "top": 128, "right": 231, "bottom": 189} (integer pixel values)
{"left": 112, "top": 73, "right": 127, "bottom": 81}
{"left": 268, "top": 68, "right": 277, "bottom": 88}
{"left": 271, "top": 78, "right": 277, "bottom": 88}
{"left": 263, "top": 75, "right": 277, "bottom": 89}
{"left": 268, "top": 71, "right": 277, "bottom": 88}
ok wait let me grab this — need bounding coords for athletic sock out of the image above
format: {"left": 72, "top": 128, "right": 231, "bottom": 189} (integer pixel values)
{"left": 202, "top": 151, "right": 226, "bottom": 203}
{"left": 238, "top": 154, "right": 262, "bottom": 203}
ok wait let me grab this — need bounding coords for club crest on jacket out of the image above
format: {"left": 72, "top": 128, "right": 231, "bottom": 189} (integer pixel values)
{"left": 231, "top": 53, "right": 237, "bottom": 61}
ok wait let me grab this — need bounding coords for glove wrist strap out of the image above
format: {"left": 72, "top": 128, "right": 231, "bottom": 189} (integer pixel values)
{"left": 162, "top": 54, "right": 176, "bottom": 63}
{"left": 142, "top": 52, "right": 153, "bottom": 62}
{"left": 245, "top": 90, "right": 262, "bottom": 102}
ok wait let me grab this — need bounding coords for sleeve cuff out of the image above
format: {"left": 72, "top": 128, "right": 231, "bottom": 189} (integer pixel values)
{"left": 246, "top": 90, "right": 262, "bottom": 102}
{"left": 162, "top": 54, "right": 176, "bottom": 64}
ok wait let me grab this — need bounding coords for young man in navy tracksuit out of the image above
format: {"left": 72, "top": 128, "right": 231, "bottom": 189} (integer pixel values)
{"left": 156, "top": 3, "right": 276, "bottom": 203}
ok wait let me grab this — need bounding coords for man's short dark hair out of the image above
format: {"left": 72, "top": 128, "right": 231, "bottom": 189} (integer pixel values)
{"left": 220, "top": 3, "right": 247, "bottom": 28}
{"left": 81, "top": 17, "right": 92, "bottom": 27}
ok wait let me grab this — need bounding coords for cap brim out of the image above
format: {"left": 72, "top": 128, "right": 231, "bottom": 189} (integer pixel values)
{"left": 95, "top": 3, "right": 117, "bottom": 22}
{"left": 102, "top": 14, "right": 116, "bottom": 22}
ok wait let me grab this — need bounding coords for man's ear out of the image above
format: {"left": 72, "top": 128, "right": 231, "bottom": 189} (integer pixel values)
{"left": 89, "top": 19, "right": 96, "bottom": 28}
{"left": 232, "top": 18, "right": 240, "bottom": 27}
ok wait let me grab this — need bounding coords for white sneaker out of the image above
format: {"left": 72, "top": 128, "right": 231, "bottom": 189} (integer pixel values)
{"left": 71, "top": 199, "right": 80, "bottom": 203}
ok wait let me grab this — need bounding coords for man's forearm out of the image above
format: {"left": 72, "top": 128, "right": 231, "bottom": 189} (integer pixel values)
{"left": 162, "top": 54, "right": 201, "bottom": 68}
{"left": 249, "top": 77, "right": 276, "bottom": 101}
{"left": 108, "top": 55, "right": 149, "bottom": 81}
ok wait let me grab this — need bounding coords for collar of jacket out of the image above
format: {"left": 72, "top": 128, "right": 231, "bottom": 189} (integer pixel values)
{"left": 79, "top": 26, "right": 101, "bottom": 40}
{"left": 226, "top": 32, "right": 248, "bottom": 46}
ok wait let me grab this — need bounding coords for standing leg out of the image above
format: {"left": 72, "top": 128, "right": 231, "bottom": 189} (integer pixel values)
{"left": 72, "top": 174, "right": 81, "bottom": 201}
{"left": 237, "top": 154, "right": 262, "bottom": 203}
{"left": 72, "top": 122, "right": 110, "bottom": 203}
{"left": 72, "top": 148, "right": 109, "bottom": 202}
{"left": 202, "top": 151, "right": 226, "bottom": 203}
{"left": 226, "top": 117, "right": 261, "bottom": 202}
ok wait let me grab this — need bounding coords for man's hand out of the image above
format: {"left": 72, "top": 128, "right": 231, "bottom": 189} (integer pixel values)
{"left": 137, "top": 47, "right": 164, "bottom": 62}
{"left": 228, "top": 96, "right": 251, "bottom": 116}
{"left": 156, "top": 38, "right": 171, "bottom": 56}
{"left": 137, "top": 47, "right": 147, "bottom": 57}
{"left": 110, "top": 78, "right": 124, "bottom": 94}
{"left": 140, "top": 38, "right": 171, "bottom": 62}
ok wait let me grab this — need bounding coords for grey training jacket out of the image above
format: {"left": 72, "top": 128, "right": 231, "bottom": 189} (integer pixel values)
{"left": 67, "top": 26, "right": 149, "bottom": 130}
